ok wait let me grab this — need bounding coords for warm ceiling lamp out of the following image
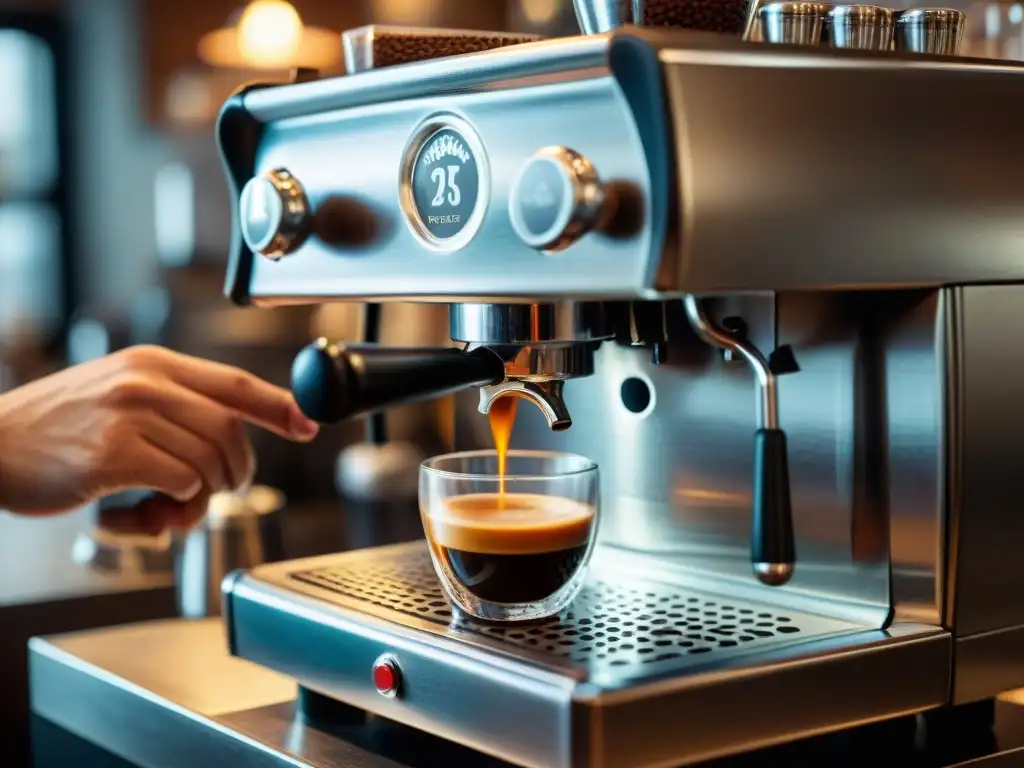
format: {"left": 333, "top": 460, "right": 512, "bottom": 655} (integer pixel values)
{"left": 521, "top": 0, "right": 560, "bottom": 25}
{"left": 369, "top": 0, "right": 442, "bottom": 25}
{"left": 198, "top": 0, "right": 341, "bottom": 71}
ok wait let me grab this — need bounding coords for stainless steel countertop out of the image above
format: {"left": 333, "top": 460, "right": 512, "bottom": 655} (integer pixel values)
{"left": 1, "top": 506, "right": 178, "bottom": 766}
{"left": 41, "top": 619, "right": 296, "bottom": 716}
{"left": 7, "top": 497, "right": 420, "bottom": 766}
{"left": 27, "top": 617, "right": 1024, "bottom": 767}
{"left": 29, "top": 618, "right": 510, "bottom": 767}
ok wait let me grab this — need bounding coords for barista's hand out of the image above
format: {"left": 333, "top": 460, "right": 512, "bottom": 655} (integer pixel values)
{"left": 0, "top": 345, "right": 319, "bottom": 532}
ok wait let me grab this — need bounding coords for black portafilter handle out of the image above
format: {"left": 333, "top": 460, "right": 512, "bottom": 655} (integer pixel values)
{"left": 291, "top": 339, "right": 506, "bottom": 424}
{"left": 751, "top": 427, "right": 796, "bottom": 587}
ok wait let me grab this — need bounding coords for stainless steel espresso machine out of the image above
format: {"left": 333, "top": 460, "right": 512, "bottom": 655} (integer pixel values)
{"left": 214, "top": 3, "right": 1024, "bottom": 766}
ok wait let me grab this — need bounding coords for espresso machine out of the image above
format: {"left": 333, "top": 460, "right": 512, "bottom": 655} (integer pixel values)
{"left": 214, "top": 3, "right": 1024, "bottom": 765}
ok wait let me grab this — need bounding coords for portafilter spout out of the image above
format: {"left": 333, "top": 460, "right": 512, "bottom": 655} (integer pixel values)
{"left": 478, "top": 380, "right": 573, "bottom": 431}
{"left": 450, "top": 302, "right": 610, "bottom": 432}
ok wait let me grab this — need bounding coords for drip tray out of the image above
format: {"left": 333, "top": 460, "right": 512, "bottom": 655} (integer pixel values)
{"left": 289, "top": 545, "right": 829, "bottom": 685}
{"left": 225, "top": 542, "right": 950, "bottom": 768}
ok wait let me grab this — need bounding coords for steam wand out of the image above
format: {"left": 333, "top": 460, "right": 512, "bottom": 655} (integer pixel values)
{"left": 682, "top": 296, "right": 796, "bottom": 587}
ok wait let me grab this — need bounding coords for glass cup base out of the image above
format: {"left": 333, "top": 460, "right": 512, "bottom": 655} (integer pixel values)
{"left": 428, "top": 547, "right": 591, "bottom": 623}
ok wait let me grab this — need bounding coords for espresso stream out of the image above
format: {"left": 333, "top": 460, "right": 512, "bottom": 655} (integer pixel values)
{"left": 489, "top": 394, "right": 519, "bottom": 497}
{"left": 425, "top": 395, "right": 594, "bottom": 605}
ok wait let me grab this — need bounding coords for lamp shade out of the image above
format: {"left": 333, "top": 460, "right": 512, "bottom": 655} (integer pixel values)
{"left": 197, "top": 0, "right": 341, "bottom": 71}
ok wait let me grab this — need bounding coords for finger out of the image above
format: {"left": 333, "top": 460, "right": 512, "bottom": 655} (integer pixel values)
{"left": 147, "top": 350, "right": 318, "bottom": 441}
{"left": 111, "top": 376, "right": 256, "bottom": 490}
{"left": 103, "top": 492, "right": 210, "bottom": 536}
{"left": 119, "top": 437, "right": 203, "bottom": 503}
{"left": 174, "top": 392, "right": 255, "bottom": 490}
{"left": 137, "top": 390, "right": 254, "bottom": 490}
{"left": 134, "top": 412, "right": 233, "bottom": 494}
{"left": 98, "top": 497, "right": 173, "bottom": 536}
{"left": 162, "top": 492, "right": 211, "bottom": 532}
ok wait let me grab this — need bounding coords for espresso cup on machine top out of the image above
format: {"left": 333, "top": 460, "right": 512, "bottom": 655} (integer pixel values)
{"left": 419, "top": 450, "right": 599, "bottom": 623}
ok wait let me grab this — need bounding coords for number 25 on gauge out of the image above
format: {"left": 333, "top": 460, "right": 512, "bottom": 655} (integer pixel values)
{"left": 430, "top": 165, "right": 461, "bottom": 207}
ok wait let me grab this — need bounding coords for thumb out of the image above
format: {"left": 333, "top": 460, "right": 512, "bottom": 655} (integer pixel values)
{"left": 97, "top": 491, "right": 210, "bottom": 535}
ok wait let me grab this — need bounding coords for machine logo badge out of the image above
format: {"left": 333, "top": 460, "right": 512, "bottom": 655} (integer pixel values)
{"left": 410, "top": 126, "right": 481, "bottom": 242}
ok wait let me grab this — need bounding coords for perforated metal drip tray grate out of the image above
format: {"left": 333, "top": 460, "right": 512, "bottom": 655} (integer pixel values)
{"left": 288, "top": 544, "right": 862, "bottom": 683}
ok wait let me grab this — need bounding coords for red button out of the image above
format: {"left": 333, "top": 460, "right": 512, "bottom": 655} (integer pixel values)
{"left": 372, "top": 656, "right": 400, "bottom": 697}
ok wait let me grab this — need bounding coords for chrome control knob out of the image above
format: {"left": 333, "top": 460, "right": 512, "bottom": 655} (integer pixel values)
{"left": 508, "top": 146, "right": 604, "bottom": 251}
{"left": 239, "top": 168, "right": 311, "bottom": 260}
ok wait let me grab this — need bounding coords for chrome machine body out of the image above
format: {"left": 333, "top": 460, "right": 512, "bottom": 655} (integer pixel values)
{"left": 217, "top": 7, "right": 1024, "bottom": 767}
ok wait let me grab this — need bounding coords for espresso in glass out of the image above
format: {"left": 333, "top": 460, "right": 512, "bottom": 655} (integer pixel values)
{"left": 430, "top": 491, "right": 594, "bottom": 604}
{"left": 419, "top": 449, "right": 599, "bottom": 622}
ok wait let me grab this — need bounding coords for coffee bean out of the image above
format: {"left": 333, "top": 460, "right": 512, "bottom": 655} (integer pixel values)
{"left": 642, "top": 0, "right": 750, "bottom": 35}
{"left": 353, "top": 4, "right": 750, "bottom": 74}
{"left": 362, "top": 30, "right": 541, "bottom": 71}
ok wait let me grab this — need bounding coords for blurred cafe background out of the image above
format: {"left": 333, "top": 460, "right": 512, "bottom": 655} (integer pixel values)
{"left": 0, "top": 0, "right": 1008, "bottom": 760}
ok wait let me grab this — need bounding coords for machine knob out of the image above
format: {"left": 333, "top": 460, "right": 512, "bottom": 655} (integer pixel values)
{"left": 239, "top": 168, "right": 311, "bottom": 260}
{"left": 508, "top": 146, "right": 605, "bottom": 252}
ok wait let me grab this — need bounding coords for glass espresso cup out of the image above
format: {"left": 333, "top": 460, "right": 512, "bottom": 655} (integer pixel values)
{"left": 419, "top": 450, "right": 599, "bottom": 622}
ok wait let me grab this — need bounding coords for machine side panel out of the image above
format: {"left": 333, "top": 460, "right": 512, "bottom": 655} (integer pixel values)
{"left": 587, "top": 629, "right": 950, "bottom": 767}
{"left": 950, "top": 285, "right": 1024, "bottom": 637}
{"left": 660, "top": 55, "right": 1024, "bottom": 291}
{"left": 953, "top": 626, "right": 1024, "bottom": 704}
{"left": 457, "top": 292, "right": 945, "bottom": 623}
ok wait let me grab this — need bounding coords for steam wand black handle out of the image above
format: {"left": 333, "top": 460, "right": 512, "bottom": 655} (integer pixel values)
{"left": 752, "top": 427, "right": 795, "bottom": 586}
{"left": 291, "top": 339, "right": 505, "bottom": 424}
{"left": 682, "top": 295, "right": 796, "bottom": 587}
